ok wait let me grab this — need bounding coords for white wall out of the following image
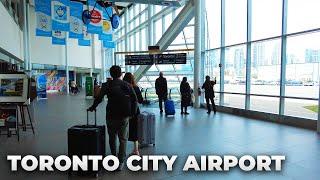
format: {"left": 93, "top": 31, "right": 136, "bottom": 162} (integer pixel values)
{"left": 0, "top": 3, "right": 24, "bottom": 60}
{"left": 28, "top": 6, "right": 103, "bottom": 69}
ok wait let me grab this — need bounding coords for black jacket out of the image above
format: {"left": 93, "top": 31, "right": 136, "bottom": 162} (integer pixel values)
{"left": 91, "top": 79, "right": 137, "bottom": 119}
{"left": 202, "top": 80, "right": 216, "bottom": 98}
{"left": 180, "top": 81, "right": 191, "bottom": 107}
{"left": 155, "top": 77, "right": 168, "bottom": 97}
{"left": 133, "top": 86, "right": 143, "bottom": 115}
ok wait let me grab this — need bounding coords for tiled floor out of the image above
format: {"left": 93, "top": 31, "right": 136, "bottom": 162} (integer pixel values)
{"left": 0, "top": 93, "right": 319, "bottom": 180}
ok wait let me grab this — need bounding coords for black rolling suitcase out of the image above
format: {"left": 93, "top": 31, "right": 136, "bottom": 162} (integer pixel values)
{"left": 68, "top": 110, "right": 105, "bottom": 177}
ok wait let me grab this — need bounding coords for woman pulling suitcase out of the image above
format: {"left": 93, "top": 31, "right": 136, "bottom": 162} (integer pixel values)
{"left": 123, "top": 72, "right": 144, "bottom": 156}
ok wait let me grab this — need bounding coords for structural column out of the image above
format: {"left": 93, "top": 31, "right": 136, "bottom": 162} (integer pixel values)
{"left": 279, "top": 0, "right": 288, "bottom": 115}
{"left": 101, "top": 43, "right": 106, "bottom": 83}
{"left": 23, "top": 0, "right": 30, "bottom": 71}
{"left": 245, "top": 0, "right": 252, "bottom": 110}
{"left": 90, "top": 34, "right": 95, "bottom": 77}
{"left": 124, "top": 7, "right": 129, "bottom": 72}
{"left": 200, "top": 0, "right": 206, "bottom": 104}
{"left": 194, "top": 0, "right": 202, "bottom": 108}
{"left": 65, "top": 38, "right": 69, "bottom": 94}
{"left": 147, "top": 5, "right": 154, "bottom": 46}
{"left": 219, "top": 0, "right": 226, "bottom": 106}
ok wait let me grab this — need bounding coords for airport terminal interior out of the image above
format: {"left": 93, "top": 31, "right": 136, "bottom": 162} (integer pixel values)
{"left": 0, "top": 0, "right": 320, "bottom": 179}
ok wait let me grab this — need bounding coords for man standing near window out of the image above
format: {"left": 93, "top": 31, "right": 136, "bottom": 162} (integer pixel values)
{"left": 155, "top": 72, "right": 168, "bottom": 113}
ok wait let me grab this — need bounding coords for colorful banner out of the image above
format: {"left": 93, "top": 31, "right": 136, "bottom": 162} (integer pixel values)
{"left": 36, "top": 74, "right": 47, "bottom": 99}
{"left": 78, "top": 26, "right": 91, "bottom": 46}
{"left": 35, "top": 0, "right": 52, "bottom": 37}
{"left": 87, "top": 0, "right": 103, "bottom": 34}
{"left": 103, "top": 41, "right": 115, "bottom": 48}
{"left": 46, "top": 70, "right": 67, "bottom": 92}
{"left": 85, "top": 76, "right": 93, "bottom": 97}
{"left": 51, "top": 0, "right": 70, "bottom": 31}
{"left": 52, "top": 30, "right": 66, "bottom": 45}
{"left": 69, "top": 1, "right": 83, "bottom": 39}
{"left": 99, "top": 8, "right": 113, "bottom": 41}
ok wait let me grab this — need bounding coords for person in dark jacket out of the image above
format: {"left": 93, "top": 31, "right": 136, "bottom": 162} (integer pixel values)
{"left": 180, "top": 77, "right": 191, "bottom": 115}
{"left": 202, "top": 76, "right": 217, "bottom": 114}
{"left": 155, "top": 72, "right": 168, "bottom": 113}
{"left": 88, "top": 66, "right": 137, "bottom": 171}
{"left": 123, "top": 72, "right": 143, "bottom": 156}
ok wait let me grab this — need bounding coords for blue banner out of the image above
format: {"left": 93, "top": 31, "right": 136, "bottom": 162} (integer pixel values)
{"left": 99, "top": 8, "right": 113, "bottom": 41}
{"left": 87, "top": 0, "right": 103, "bottom": 34}
{"left": 51, "top": 0, "right": 70, "bottom": 31}
{"left": 52, "top": 31, "right": 66, "bottom": 45}
{"left": 78, "top": 26, "right": 91, "bottom": 46}
{"left": 35, "top": 0, "right": 52, "bottom": 37}
{"left": 69, "top": 1, "right": 83, "bottom": 39}
{"left": 103, "top": 41, "right": 115, "bottom": 48}
{"left": 37, "top": 74, "right": 47, "bottom": 99}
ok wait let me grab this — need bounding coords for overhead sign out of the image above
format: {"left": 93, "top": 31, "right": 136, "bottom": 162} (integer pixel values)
{"left": 125, "top": 55, "right": 154, "bottom": 65}
{"left": 51, "top": 0, "right": 70, "bottom": 31}
{"left": 155, "top": 53, "right": 187, "bottom": 64}
{"left": 69, "top": 1, "right": 83, "bottom": 39}
{"left": 35, "top": 0, "right": 52, "bottom": 37}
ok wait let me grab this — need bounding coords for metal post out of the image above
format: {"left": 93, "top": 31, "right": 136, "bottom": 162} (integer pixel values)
{"left": 101, "top": 43, "right": 106, "bottom": 83}
{"left": 65, "top": 33, "right": 69, "bottom": 94}
{"left": 148, "top": 5, "right": 153, "bottom": 46}
{"left": 279, "top": 0, "right": 288, "bottom": 115}
{"left": 200, "top": 0, "right": 206, "bottom": 104}
{"left": 245, "top": 0, "right": 252, "bottom": 110}
{"left": 22, "top": 0, "right": 30, "bottom": 71}
{"left": 219, "top": 0, "right": 226, "bottom": 106}
{"left": 124, "top": 7, "right": 129, "bottom": 72}
{"left": 194, "top": 0, "right": 201, "bottom": 108}
{"left": 91, "top": 34, "right": 95, "bottom": 77}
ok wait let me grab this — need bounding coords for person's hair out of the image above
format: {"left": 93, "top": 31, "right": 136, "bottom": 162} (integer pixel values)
{"left": 123, "top": 72, "right": 137, "bottom": 87}
{"left": 182, "top": 77, "right": 187, "bottom": 82}
{"left": 110, "top": 65, "right": 122, "bottom": 79}
{"left": 205, "top": 76, "right": 210, "bottom": 81}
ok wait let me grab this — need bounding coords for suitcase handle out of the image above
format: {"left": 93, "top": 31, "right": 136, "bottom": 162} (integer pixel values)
{"left": 86, "top": 109, "right": 97, "bottom": 126}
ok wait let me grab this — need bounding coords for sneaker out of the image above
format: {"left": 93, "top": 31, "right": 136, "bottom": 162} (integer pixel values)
{"left": 184, "top": 112, "right": 190, "bottom": 115}
{"left": 181, "top": 111, "right": 184, "bottom": 114}
{"left": 116, "top": 163, "right": 125, "bottom": 171}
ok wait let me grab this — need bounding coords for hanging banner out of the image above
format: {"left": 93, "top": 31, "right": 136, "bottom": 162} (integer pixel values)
{"left": 78, "top": 26, "right": 91, "bottom": 46}
{"left": 99, "top": 7, "right": 113, "bottom": 40}
{"left": 103, "top": 41, "right": 115, "bottom": 48}
{"left": 52, "top": 30, "right": 66, "bottom": 45}
{"left": 69, "top": 1, "right": 83, "bottom": 39}
{"left": 35, "top": 0, "right": 52, "bottom": 37}
{"left": 51, "top": 0, "right": 70, "bottom": 31}
{"left": 36, "top": 74, "right": 47, "bottom": 99}
{"left": 87, "top": 0, "right": 103, "bottom": 34}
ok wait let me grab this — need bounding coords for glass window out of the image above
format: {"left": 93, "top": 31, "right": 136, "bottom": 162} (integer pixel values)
{"left": 250, "top": 96, "right": 279, "bottom": 114}
{"left": 251, "top": 0, "right": 282, "bottom": 40}
{"left": 205, "top": 50, "right": 221, "bottom": 92}
{"left": 285, "top": 99, "right": 318, "bottom": 120}
{"left": 155, "top": 19, "right": 163, "bottom": 42}
{"left": 141, "top": 28, "right": 147, "bottom": 51}
{"left": 223, "top": 94, "right": 245, "bottom": 109}
{"left": 251, "top": 39, "right": 281, "bottom": 96}
{"left": 205, "top": 0, "right": 221, "bottom": 48}
{"left": 285, "top": 32, "right": 320, "bottom": 99}
{"left": 225, "top": 0, "right": 247, "bottom": 45}
{"left": 224, "top": 45, "right": 246, "bottom": 93}
{"left": 135, "top": 32, "right": 140, "bottom": 51}
{"left": 164, "top": 14, "right": 172, "bottom": 32}
{"left": 287, "top": 0, "right": 320, "bottom": 34}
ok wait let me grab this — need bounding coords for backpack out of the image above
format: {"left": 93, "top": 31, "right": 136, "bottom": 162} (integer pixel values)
{"left": 106, "top": 81, "right": 132, "bottom": 117}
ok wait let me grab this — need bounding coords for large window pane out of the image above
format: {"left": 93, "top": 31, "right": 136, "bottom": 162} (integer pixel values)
{"left": 251, "top": 39, "right": 281, "bottom": 96}
{"left": 252, "top": 0, "right": 282, "bottom": 40}
{"left": 224, "top": 45, "right": 246, "bottom": 93}
{"left": 250, "top": 96, "right": 279, "bottom": 114}
{"left": 286, "top": 32, "right": 320, "bottom": 99}
{"left": 223, "top": 94, "right": 245, "bottom": 109}
{"left": 225, "top": 0, "right": 247, "bottom": 45}
{"left": 287, "top": 0, "right": 320, "bottom": 34}
{"left": 205, "top": 0, "right": 221, "bottom": 48}
{"left": 205, "top": 50, "right": 220, "bottom": 92}
{"left": 285, "top": 99, "right": 318, "bottom": 120}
